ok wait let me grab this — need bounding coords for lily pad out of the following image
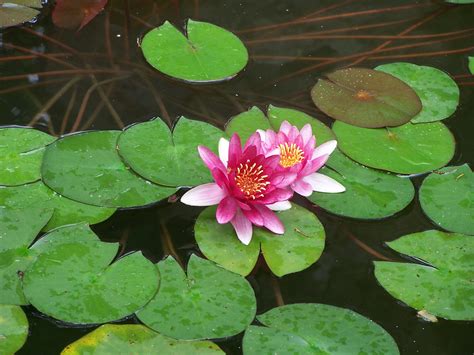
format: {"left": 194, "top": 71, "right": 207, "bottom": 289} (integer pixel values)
{"left": 0, "top": 206, "right": 52, "bottom": 305}
{"left": 376, "top": 63, "right": 459, "bottom": 123}
{"left": 243, "top": 304, "right": 399, "bottom": 354}
{"left": 61, "top": 324, "right": 224, "bottom": 355}
{"left": 469, "top": 56, "right": 474, "bottom": 74}
{"left": 141, "top": 20, "right": 248, "bottom": 83}
{"left": 445, "top": 0, "right": 474, "bottom": 3}
{"left": 0, "top": 181, "right": 115, "bottom": 231}
{"left": 118, "top": 117, "right": 225, "bottom": 187}
{"left": 195, "top": 204, "right": 325, "bottom": 276}
{"left": 225, "top": 105, "right": 334, "bottom": 144}
{"left": 23, "top": 223, "right": 159, "bottom": 324}
{"left": 419, "top": 165, "right": 474, "bottom": 235}
{"left": 332, "top": 121, "right": 455, "bottom": 174}
{"left": 0, "top": 127, "right": 55, "bottom": 186}
{"left": 311, "top": 68, "right": 422, "bottom": 128}
{"left": 309, "top": 151, "right": 415, "bottom": 219}
{"left": 374, "top": 230, "right": 474, "bottom": 320}
{"left": 0, "top": 0, "right": 42, "bottom": 28}
{"left": 0, "top": 305, "right": 28, "bottom": 355}
{"left": 41, "top": 130, "right": 175, "bottom": 208}
{"left": 137, "top": 255, "right": 256, "bottom": 340}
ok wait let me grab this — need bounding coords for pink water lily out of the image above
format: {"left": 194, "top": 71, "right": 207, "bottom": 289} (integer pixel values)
{"left": 256, "top": 121, "right": 345, "bottom": 196}
{"left": 181, "top": 134, "right": 293, "bottom": 245}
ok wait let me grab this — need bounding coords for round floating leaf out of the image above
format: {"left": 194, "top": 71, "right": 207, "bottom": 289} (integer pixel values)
{"left": 0, "top": 206, "right": 52, "bottom": 305}
{"left": 445, "top": 0, "right": 474, "bottom": 3}
{"left": 42, "top": 130, "right": 175, "bottom": 208}
{"left": 225, "top": 105, "right": 334, "bottom": 144}
{"left": 374, "top": 230, "right": 474, "bottom": 320}
{"left": 376, "top": 63, "right": 459, "bottom": 123}
{"left": 469, "top": 56, "right": 474, "bottom": 74}
{"left": 0, "top": 0, "right": 42, "bottom": 28}
{"left": 118, "top": 117, "right": 225, "bottom": 187}
{"left": 420, "top": 165, "right": 474, "bottom": 235}
{"left": 195, "top": 204, "right": 325, "bottom": 276}
{"left": 137, "top": 255, "right": 256, "bottom": 340}
{"left": 0, "top": 305, "right": 28, "bottom": 354}
{"left": 141, "top": 20, "right": 248, "bottom": 83}
{"left": 23, "top": 224, "right": 159, "bottom": 324}
{"left": 311, "top": 67, "right": 422, "bottom": 128}
{"left": 61, "top": 324, "right": 224, "bottom": 355}
{"left": 0, "top": 127, "right": 55, "bottom": 186}
{"left": 243, "top": 304, "right": 399, "bottom": 354}
{"left": 309, "top": 151, "right": 415, "bottom": 219}
{"left": 332, "top": 121, "right": 455, "bottom": 174}
{"left": 0, "top": 181, "right": 115, "bottom": 231}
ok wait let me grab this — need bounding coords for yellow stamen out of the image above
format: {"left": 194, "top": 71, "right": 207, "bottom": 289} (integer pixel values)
{"left": 235, "top": 160, "right": 270, "bottom": 200}
{"left": 279, "top": 143, "right": 304, "bottom": 168}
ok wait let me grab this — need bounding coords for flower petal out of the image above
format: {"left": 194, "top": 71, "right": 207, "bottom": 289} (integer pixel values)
{"left": 198, "top": 146, "right": 226, "bottom": 173}
{"left": 291, "top": 179, "right": 313, "bottom": 197}
{"left": 181, "top": 183, "right": 226, "bottom": 206}
{"left": 228, "top": 134, "right": 242, "bottom": 169}
{"left": 231, "top": 209, "right": 253, "bottom": 245}
{"left": 255, "top": 205, "right": 285, "bottom": 234}
{"left": 267, "top": 200, "right": 292, "bottom": 211}
{"left": 258, "top": 188, "right": 293, "bottom": 204}
{"left": 216, "top": 196, "right": 238, "bottom": 224}
{"left": 242, "top": 206, "right": 264, "bottom": 226}
{"left": 280, "top": 121, "right": 292, "bottom": 135}
{"left": 270, "top": 172, "right": 298, "bottom": 188}
{"left": 218, "top": 138, "right": 229, "bottom": 167}
{"left": 312, "top": 140, "right": 337, "bottom": 159}
{"left": 300, "top": 123, "right": 313, "bottom": 145}
{"left": 303, "top": 173, "right": 346, "bottom": 193}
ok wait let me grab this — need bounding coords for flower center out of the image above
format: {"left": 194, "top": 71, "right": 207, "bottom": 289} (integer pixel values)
{"left": 235, "top": 160, "right": 270, "bottom": 200}
{"left": 279, "top": 143, "right": 304, "bottom": 168}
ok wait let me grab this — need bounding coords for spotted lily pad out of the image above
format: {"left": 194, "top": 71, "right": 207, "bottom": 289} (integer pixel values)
{"left": 0, "top": 206, "right": 52, "bottom": 305}
{"left": 195, "top": 204, "right": 325, "bottom": 276}
{"left": 141, "top": 20, "right": 248, "bottom": 83}
{"left": 0, "top": 127, "right": 55, "bottom": 186}
{"left": 311, "top": 68, "right": 422, "bottom": 128}
{"left": 0, "top": 0, "right": 42, "bottom": 28}
{"left": 332, "top": 121, "right": 455, "bottom": 174}
{"left": 42, "top": 130, "right": 175, "bottom": 208}
{"left": 0, "top": 305, "right": 28, "bottom": 355}
{"left": 61, "top": 324, "right": 224, "bottom": 354}
{"left": 419, "top": 165, "right": 474, "bottom": 235}
{"left": 225, "top": 105, "right": 335, "bottom": 144}
{"left": 118, "top": 117, "right": 225, "bottom": 187}
{"left": 0, "top": 181, "right": 115, "bottom": 231}
{"left": 137, "top": 255, "right": 256, "bottom": 340}
{"left": 243, "top": 304, "right": 399, "bottom": 354}
{"left": 376, "top": 63, "right": 459, "bottom": 123}
{"left": 309, "top": 151, "right": 414, "bottom": 219}
{"left": 23, "top": 223, "right": 159, "bottom": 324}
{"left": 374, "top": 230, "right": 474, "bottom": 320}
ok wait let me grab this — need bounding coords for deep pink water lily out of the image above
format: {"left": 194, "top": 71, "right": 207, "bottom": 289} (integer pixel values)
{"left": 255, "top": 121, "right": 345, "bottom": 196}
{"left": 181, "top": 134, "right": 293, "bottom": 245}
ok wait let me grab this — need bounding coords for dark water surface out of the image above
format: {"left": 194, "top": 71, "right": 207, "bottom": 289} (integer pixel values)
{"left": 1, "top": 0, "right": 473, "bottom": 354}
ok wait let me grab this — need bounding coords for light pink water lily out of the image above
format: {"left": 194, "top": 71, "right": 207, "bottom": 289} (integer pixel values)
{"left": 181, "top": 134, "right": 293, "bottom": 245}
{"left": 255, "top": 121, "right": 345, "bottom": 197}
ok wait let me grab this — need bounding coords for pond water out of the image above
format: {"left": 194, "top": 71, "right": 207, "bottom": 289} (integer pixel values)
{"left": 1, "top": 0, "right": 473, "bottom": 354}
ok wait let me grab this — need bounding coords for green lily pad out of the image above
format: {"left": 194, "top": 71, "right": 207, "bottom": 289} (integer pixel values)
{"left": 0, "top": 206, "right": 52, "bottom": 305}
{"left": 195, "top": 204, "right": 325, "bottom": 276}
{"left": 0, "top": 181, "right": 115, "bottom": 231}
{"left": 0, "top": 305, "right": 28, "bottom": 355}
{"left": 445, "top": 0, "right": 474, "bottom": 3}
{"left": 61, "top": 324, "right": 224, "bottom": 355}
{"left": 374, "top": 230, "right": 474, "bottom": 320}
{"left": 419, "top": 165, "right": 474, "bottom": 235}
{"left": 141, "top": 20, "right": 248, "bottom": 83}
{"left": 225, "top": 105, "right": 334, "bottom": 144}
{"left": 376, "top": 63, "right": 459, "bottom": 123}
{"left": 243, "top": 304, "right": 399, "bottom": 354}
{"left": 0, "top": 127, "right": 55, "bottom": 186}
{"left": 311, "top": 68, "right": 422, "bottom": 128}
{"left": 42, "top": 130, "right": 175, "bottom": 208}
{"left": 0, "top": 0, "right": 42, "bottom": 28}
{"left": 23, "top": 223, "right": 159, "bottom": 324}
{"left": 332, "top": 121, "right": 455, "bottom": 174}
{"left": 469, "top": 56, "right": 474, "bottom": 74}
{"left": 118, "top": 117, "right": 225, "bottom": 187}
{"left": 137, "top": 255, "right": 256, "bottom": 340}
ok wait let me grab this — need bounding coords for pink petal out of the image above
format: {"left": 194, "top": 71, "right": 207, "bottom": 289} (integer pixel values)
{"left": 303, "top": 173, "right": 346, "bottom": 193}
{"left": 300, "top": 124, "right": 313, "bottom": 145}
{"left": 198, "top": 146, "right": 226, "bottom": 173}
{"left": 228, "top": 134, "right": 242, "bottom": 169}
{"left": 211, "top": 168, "right": 229, "bottom": 190}
{"left": 270, "top": 172, "right": 298, "bottom": 188}
{"left": 291, "top": 179, "right": 313, "bottom": 197}
{"left": 280, "top": 121, "right": 292, "bottom": 135}
{"left": 243, "top": 206, "right": 264, "bottom": 226}
{"left": 299, "top": 154, "right": 329, "bottom": 177}
{"left": 312, "top": 140, "right": 337, "bottom": 160}
{"left": 216, "top": 196, "right": 238, "bottom": 224}
{"left": 258, "top": 188, "right": 293, "bottom": 204}
{"left": 218, "top": 138, "right": 229, "bottom": 167}
{"left": 244, "top": 132, "right": 262, "bottom": 153}
{"left": 255, "top": 205, "right": 285, "bottom": 234}
{"left": 267, "top": 200, "right": 292, "bottom": 211}
{"left": 231, "top": 209, "right": 253, "bottom": 245}
{"left": 181, "top": 183, "right": 226, "bottom": 206}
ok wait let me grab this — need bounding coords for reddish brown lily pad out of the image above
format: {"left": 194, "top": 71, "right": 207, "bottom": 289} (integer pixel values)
{"left": 311, "top": 68, "right": 422, "bottom": 128}
{"left": 52, "top": 0, "right": 108, "bottom": 31}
